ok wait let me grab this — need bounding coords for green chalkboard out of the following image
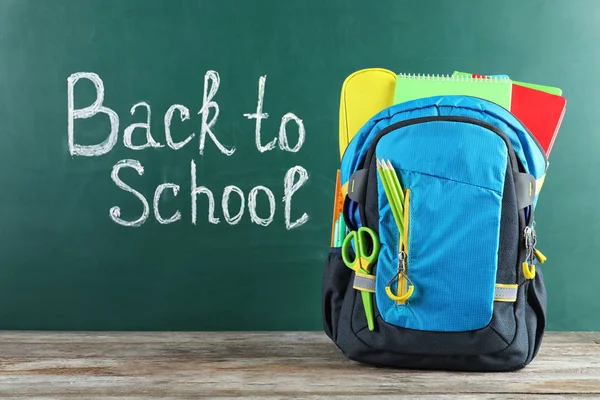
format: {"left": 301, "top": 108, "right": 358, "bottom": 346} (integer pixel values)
{"left": 0, "top": 0, "right": 597, "bottom": 331}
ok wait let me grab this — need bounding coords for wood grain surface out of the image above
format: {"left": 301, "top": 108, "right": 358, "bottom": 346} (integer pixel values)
{"left": 0, "top": 331, "right": 598, "bottom": 399}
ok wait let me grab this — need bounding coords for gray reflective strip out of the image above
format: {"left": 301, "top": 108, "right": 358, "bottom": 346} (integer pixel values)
{"left": 495, "top": 285, "right": 518, "bottom": 301}
{"left": 352, "top": 277, "right": 517, "bottom": 299}
{"left": 353, "top": 273, "right": 375, "bottom": 293}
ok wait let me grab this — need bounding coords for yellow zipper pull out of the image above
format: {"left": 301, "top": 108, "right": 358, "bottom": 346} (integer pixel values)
{"left": 533, "top": 248, "right": 547, "bottom": 264}
{"left": 522, "top": 226, "right": 537, "bottom": 279}
{"left": 530, "top": 227, "right": 547, "bottom": 264}
{"left": 522, "top": 261, "right": 536, "bottom": 280}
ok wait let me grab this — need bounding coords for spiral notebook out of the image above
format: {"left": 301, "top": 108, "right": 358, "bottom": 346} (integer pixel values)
{"left": 393, "top": 74, "right": 512, "bottom": 110}
{"left": 452, "top": 71, "right": 563, "bottom": 96}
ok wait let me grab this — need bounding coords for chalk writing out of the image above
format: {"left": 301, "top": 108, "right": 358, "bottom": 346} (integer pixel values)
{"left": 124, "top": 101, "right": 163, "bottom": 150}
{"left": 68, "top": 70, "right": 310, "bottom": 230}
{"left": 284, "top": 166, "right": 309, "bottom": 229}
{"left": 67, "top": 72, "right": 119, "bottom": 156}
{"left": 191, "top": 159, "right": 220, "bottom": 225}
{"left": 279, "top": 112, "right": 305, "bottom": 153}
{"left": 248, "top": 186, "right": 276, "bottom": 227}
{"left": 154, "top": 183, "right": 181, "bottom": 225}
{"left": 244, "top": 75, "right": 276, "bottom": 152}
{"left": 222, "top": 185, "right": 245, "bottom": 225}
{"left": 109, "top": 159, "right": 149, "bottom": 227}
{"left": 164, "top": 104, "right": 195, "bottom": 150}
{"left": 198, "top": 71, "right": 234, "bottom": 156}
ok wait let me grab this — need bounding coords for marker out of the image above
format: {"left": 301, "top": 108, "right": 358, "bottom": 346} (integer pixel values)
{"left": 338, "top": 213, "right": 346, "bottom": 247}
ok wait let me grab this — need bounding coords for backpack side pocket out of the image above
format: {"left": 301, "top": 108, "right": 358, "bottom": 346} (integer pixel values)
{"left": 525, "top": 265, "right": 548, "bottom": 363}
{"left": 322, "top": 247, "right": 352, "bottom": 342}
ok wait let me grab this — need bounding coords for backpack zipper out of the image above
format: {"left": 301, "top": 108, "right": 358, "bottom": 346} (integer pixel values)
{"left": 344, "top": 98, "right": 547, "bottom": 174}
{"left": 362, "top": 116, "right": 520, "bottom": 171}
{"left": 522, "top": 222, "right": 547, "bottom": 280}
{"left": 361, "top": 117, "right": 522, "bottom": 234}
{"left": 357, "top": 116, "right": 521, "bottom": 235}
{"left": 385, "top": 188, "right": 414, "bottom": 304}
{"left": 399, "top": 189, "right": 411, "bottom": 301}
{"left": 467, "top": 95, "right": 549, "bottom": 168}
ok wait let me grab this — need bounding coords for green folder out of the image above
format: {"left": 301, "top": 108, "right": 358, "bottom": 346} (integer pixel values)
{"left": 393, "top": 73, "right": 512, "bottom": 110}
{"left": 452, "top": 71, "right": 562, "bottom": 96}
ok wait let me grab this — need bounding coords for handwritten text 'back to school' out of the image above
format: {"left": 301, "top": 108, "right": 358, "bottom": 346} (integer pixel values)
{"left": 67, "top": 71, "right": 308, "bottom": 229}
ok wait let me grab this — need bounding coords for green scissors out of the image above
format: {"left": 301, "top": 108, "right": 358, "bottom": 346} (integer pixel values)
{"left": 341, "top": 227, "right": 380, "bottom": 331}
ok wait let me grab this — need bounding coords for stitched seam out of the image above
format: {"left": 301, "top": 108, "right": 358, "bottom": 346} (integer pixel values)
{"left": 352, "top": 290, "right": 377, "bottom": 349}
{"left": 360, "top": 101, "right": 545, "bottom": 174}
{"left": 488, "top": 317, "right": 512, "bottom": 347}
{"left": 392, "top": 166, "right": 505, "bottom": 195}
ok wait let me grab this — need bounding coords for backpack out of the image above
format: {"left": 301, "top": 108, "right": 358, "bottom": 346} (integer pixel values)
{"left": 322, "top": 91, "right": 549, "bottom": 372}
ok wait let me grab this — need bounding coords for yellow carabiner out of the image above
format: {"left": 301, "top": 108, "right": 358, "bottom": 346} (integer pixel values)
{"left": 386, "top": 284, "right": 414, "bottom": 302}
{"left": 385, "top": 272, "right": 414, "bottom": 302}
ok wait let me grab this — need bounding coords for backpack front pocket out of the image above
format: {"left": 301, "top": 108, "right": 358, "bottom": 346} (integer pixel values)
{"left": 374, "top": 120, "right": 510, "bottom": 332}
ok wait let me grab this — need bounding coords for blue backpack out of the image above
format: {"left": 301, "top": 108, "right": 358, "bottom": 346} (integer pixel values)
{"left": 322, "top": 95, "right": 548, "bottom": 371}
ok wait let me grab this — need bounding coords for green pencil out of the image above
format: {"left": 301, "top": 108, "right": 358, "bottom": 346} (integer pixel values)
{"left": 377, "top": 158, "right": 404, "bottom": 233}
{"left": 386, "top": 159, "right": 405, "bottom": 205}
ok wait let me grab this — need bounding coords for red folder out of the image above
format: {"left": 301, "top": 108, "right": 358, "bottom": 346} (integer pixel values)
{"left": 510, "top": 84, "right": 567, "bottom": 157}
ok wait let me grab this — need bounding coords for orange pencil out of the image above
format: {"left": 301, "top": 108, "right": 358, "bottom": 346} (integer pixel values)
{"left": 330, "top": 170, "right": 343, "bottom": 246}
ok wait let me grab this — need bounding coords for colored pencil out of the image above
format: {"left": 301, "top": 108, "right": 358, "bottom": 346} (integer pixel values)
{"left": 377, "top": 158, "right": 404, "bottom": 233}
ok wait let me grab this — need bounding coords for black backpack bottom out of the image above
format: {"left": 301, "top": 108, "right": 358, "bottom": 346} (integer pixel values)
{"left": 322, "top": 247, "right": 547, "bottom": 372}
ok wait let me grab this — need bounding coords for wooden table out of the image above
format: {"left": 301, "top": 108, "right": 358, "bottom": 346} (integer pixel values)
{"left": 0, "top": 331, "right": 598, "bottom": 399}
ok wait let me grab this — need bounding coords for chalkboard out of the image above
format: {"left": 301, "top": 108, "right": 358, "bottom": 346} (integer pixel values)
{"left": 0, "top": 0, "right": 597, "bottom": 331}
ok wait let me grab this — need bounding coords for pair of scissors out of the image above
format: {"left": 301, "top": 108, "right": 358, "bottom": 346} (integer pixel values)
{"left": 341, "top": 227, "right": 380, "bottom": 331}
